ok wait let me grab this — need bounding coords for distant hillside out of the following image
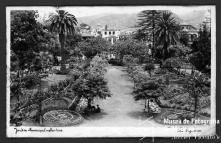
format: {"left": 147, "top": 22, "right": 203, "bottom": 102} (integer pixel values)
{"left": 77, "top": 10, "right": 208, "bottom": 30}
{"left": 77, "top": 13, "right": 138, "bottom": 29}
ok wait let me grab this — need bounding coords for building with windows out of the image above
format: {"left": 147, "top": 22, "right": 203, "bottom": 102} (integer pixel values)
{"left": 100, "top": 25, "right": 120, "bottom": 44}
{"left": 180, "top": 24, "right": 199, "bottom": 45}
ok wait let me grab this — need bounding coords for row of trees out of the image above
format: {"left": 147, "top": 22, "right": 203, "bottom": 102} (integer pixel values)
{"left": 11, "top": 10, "right": 112, "bottom": 73}
{"left": 136, "top": 10, "right": 180, "bottom": 60}
{"left": 11, "top": 53, "right": 111, "bottom": 125}
{"left": 11, "top": 9, "right": 211, "bottom": 75}
{"left": 134, "top": 10, "right": 211, "bottom": 74}
{"left": 10, "top": 9, "right": 115, "bottom": 125}
{"left": 119, "top": 10, "right": 211, "bottom": 118}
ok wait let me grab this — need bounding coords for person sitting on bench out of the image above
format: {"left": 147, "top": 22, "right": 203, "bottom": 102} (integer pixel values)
{"left": 88, "top": 103, "right": 96, "bottom": 112}
{"left": 95, "top": 105, "right": 101, "bottom": 113}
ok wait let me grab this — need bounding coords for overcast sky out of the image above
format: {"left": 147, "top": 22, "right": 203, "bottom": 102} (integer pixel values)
{"left": 8, "top": 6, "right": 211, "bottom": 19}
{"left": 61, "top": 6, "right": 211, "bottom": 17}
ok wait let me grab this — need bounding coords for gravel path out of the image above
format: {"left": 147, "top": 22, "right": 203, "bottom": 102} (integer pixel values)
{"left": 81, "top": 66, "right": 162, "bottom": 127}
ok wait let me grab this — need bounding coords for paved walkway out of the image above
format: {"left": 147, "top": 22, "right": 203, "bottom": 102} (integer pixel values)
{"left": 81, "top": 66, "right": 162, "bottom": 127}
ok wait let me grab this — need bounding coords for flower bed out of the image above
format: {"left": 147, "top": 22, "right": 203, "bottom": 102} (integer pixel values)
{"left": 154, "top": 108, "right": 194, "bottom": 125}
{"left": 43, "top": 110, "right": 83, "bottom": 126}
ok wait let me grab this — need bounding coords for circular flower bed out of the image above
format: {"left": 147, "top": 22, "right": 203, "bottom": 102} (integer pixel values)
{"left": 154, "top": 108, "right": 195, "bottom": 125}
{"left": 43, "top": 110, "right": 83, "bottom": 126}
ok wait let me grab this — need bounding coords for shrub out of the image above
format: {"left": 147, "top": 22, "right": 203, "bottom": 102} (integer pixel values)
{"left": 108, "top": 58, "right": 123, "bottom": 66}
{"left": 21, "top": 74, "right": 41, "bottom": 89}
{"left": 56, "top": 69, "right": 70, "bottom": 75}
{"left": 154, "top": 68, "right": 167, "bottom": 75}
{"left": 144, "top": 63, "right": 155, "bottom": 77}
{"left": 89, "top": 55, "right": 108, "bottom": 77}
{"left": 162, "top": 57, "right": 182, "bottom": 70}
{"left": 112, "top": 39, "right": 148, "bottom": 62}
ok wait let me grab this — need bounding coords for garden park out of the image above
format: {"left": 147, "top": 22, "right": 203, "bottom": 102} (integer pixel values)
{"left": 10, "top": 9, "right": 211, "bottom": 127}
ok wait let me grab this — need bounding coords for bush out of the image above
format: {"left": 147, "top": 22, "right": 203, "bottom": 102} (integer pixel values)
{"left": 162, "top": 57, "right": 182, "bottom": 70}
{"left": 21, "top": 74, "right": 41, "bottom": 89}
{"left": 154, "top": 68, "right": 167, "bottom": 75}
{"left": 144, "top": 63, "right": 155, "bottom": 71}
{"left": 89, "top": 55, "right": 108, "bottom": 77}
{"left": 112, "top": 39, "right": 148, "bottom": 62}
{"left": 144, "top": 63, "right": 155, "bottom": 77}
{"left": 56, "top": 69, "right": 70, "bottom": 75}
{"left": 122, "top": 55, "right": 138, "bottom": 66}
{"left": 108, "top": 58, "right": 123, "bottom": 66}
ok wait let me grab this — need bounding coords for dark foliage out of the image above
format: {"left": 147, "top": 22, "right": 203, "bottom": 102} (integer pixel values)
{"left": 189, "top": 24, "right": 211, "bottom": 74}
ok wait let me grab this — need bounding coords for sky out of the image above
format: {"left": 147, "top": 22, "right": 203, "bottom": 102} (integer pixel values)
{"left": 9, "top": 6, "right": 211, "bottom": 19}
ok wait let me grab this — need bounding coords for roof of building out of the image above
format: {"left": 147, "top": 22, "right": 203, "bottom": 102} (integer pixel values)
{"left": 103, "top": 29, "right": 120, "bottom": 31}
{"left": 81, "top": 33, "right": 95, "bottom": 37}
{"left": 180, "top": 24, "right": 197, "bottom": 30}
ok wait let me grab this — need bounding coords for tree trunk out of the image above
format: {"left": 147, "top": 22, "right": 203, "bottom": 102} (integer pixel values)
{"left": 194, "top": 92, "right": 198, "bottom": 117}
{"left": 68, "top": 95, "right": 81, "bottom": 110}
{"left": 191, "top": 66, "right": 194, "bottom": 75}
{"left": 16, "top": 94, "right": 20, "bottom": 103}
{"left": 144, "top": 99, "right": 147, "bottom": 109}
{"left": 163, "top": 42, "right": 169, "bottom": 60}
{"left": 59, "top": 33, "right": 66, "bottom": 72}
{"left": 152, "top": 12, "right": 155, "bottom": 58}
{"left": 39, "top": 102, "right": 43, "bottom": 125}
{"left": 87, "top": 98, "right": 92, "bottom": 108}
{"left": 147, "top": 99, "right": 150, "bottom": 113}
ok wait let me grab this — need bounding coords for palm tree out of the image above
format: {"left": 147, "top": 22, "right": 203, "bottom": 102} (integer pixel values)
{"left": 155, "top": 11, "right": 180, "bottom": 60}
{"left": 49, "top": 9, "right": 78, "bottom": 72}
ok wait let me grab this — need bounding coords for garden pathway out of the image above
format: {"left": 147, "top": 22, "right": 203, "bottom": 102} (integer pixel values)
{"left": 81, "top": 66, "right": 162, "bottom": 127}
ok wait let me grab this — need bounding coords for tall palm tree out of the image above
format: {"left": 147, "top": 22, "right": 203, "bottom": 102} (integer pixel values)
{"left": 49, "top": 9, "right": 77, "bottom": 72}
{"left": 155, "top": 11, "right": 180, "bottom": 60}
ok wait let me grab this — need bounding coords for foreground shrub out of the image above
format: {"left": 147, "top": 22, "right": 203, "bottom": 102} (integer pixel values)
{"left": 108, "top": 58, "right": 123, "bottom": 66}
{"left": 133, "top": 81, "right": 163, "bottom": 113}
{"left": 144, "top": 63, "right": 155, "bottom": 77}
{"left": 21, "top": 74, "right": 41, "bottom": 89}
{"left": 89, "top": 55, "right": 108, "bottom": 77}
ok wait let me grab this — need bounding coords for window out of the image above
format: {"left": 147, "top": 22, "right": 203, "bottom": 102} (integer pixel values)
{"left": 109, "top": 31, "right": 111, "bottom": 35}
{"left": 105, "top": 31, "right": 107, "bottom": 35}
{"left": 113, "top": 31, "right": 115, "bottom": 35}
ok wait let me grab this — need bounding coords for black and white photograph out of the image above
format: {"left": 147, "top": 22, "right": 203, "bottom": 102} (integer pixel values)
{"left": 6, "top": 6, "right": 216, "bottom": 137}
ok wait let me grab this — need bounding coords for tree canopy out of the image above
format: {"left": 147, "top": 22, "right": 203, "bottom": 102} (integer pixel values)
{"left": 155, "top": 11, "right": 180, "bottom": 60}
{"left": 78, "top": 37, "right": 111, "bottom": 59}
{"left": 112, "top": 39, "right": 149, "bottom": 63}
{"left": 11, "top": 10, "right": 57, "bottom": 70}
{"left": 189, "top": 24, "right": 211, "bottom": 74}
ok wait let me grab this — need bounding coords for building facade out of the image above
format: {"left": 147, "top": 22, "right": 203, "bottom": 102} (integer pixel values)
{"left": 100, "top": 25, "right": 120, "bottom": 44}
{"left": 180, "top": 24, "right": 199, "bottom": 45}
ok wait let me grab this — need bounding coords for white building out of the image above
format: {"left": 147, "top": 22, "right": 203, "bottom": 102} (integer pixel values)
{"left": 100, "top": 25, "right": 120, "bottom": 44}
